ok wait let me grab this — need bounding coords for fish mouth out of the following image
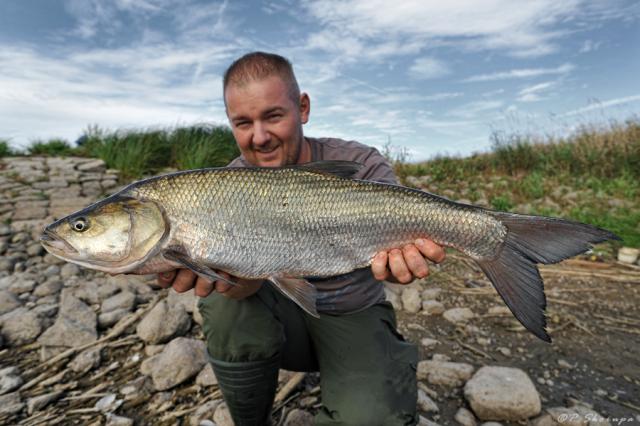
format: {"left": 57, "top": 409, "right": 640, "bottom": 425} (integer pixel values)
{"left": 40, "top": 229, "right": 78, "bottom": 255}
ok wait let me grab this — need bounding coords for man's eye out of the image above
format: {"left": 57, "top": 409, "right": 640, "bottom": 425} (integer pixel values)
{"left": 71, "top": 217, "right": 89, "bottom": 232}
{"left": 235, "top": 121, "right": 250, "bottom": 128}
{"left": 267, "top": 114, "right": 282, "bottom": 121}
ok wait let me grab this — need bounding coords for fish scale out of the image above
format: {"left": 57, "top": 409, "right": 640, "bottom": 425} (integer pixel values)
{"left": 129, "top": 167, "right": 506, "bottom": 278}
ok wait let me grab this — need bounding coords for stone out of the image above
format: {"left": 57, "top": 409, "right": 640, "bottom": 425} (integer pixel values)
{"left": 98, "top": 308, "right": 130, "bottom": 328}
{"left": 0, "top": 391, "right": 25, "bottom": 415}
{"left": 213, "top": 403, "right": 234, "bottom": 426}
{"left": 189, "top": 399, "right": 223, "bottom": 426}
{"left": 0, "top": 307, "right": 43, "bottom": 345}
{"left": 417, "top": 360, "right": 475, "bottom": 387}
{"left": 140, "top": 355, "right": 160, "bottom": 377}
{"left": 418, "top": 415, "right": 443, "bottom": 426}
{"left": 196, "top": 363, "right": 218, "bottom": 387}
{"left": 0, "top": 290, "right": 21, "bottom": 315}
{"left": 26, "top": 391, "right": 62, "bottom": 414}
{"left": 167, "top": 288, "right": 196, "bottom": 313}
{"left": 420, "top": 338, "right": 439, "bottom": 349}
{"left": 0, "top": 366, "right": 23, "bottom": 395}
{"left": 0, "top": 224, "right": 11, "bottom": 237}
{"left": 487, "top": 306, "right": 511, "bottom": 316}
{"left": 417, "top": 388, "right": 439, "bottom": 413}
{"left": 8, "top": 279, "right": 36, "bottom": 295}
{"left": 82, "top": 181, "right": 102, "bottom": 196}
{"left": 33, "top": 279, "right": 62, "bottom": 297}
{"left": 421, "top": 287, "right": 442, "bottom": 300}
{"left": 443, "top": 307, "right": 475, "bottom": 323}
{"left": 69, "top": 347, "right": 102, "bottom": 374}
{"left": 145, "top": 344, "right": 165, "bottom": 357}
{"left": 148, "top": 337, "right": 207, "bottom": 391}
{"left": 95, "top": 393, "right": 123, "bottom": 413}
{"left": 136, "top": 299, "right": 191, "bottom": 344}
{"left": 384, "top": 287, "right": 402, "bottom": 310}
{"left": 464, "top": 366, "right": 541, "bottom": 421}
{"left": 106, "top": 414, "right": 134, "bottom": 426}
{"left": 77, "top": 159, "right": 106, "bottom": 172}
{"left": 422, "top": 300, "right": 445, "bottom": 315}
{"left": 402, "top": 287, "right": 422, "bottom": 313}
{"left": 38, "top": 290, "right": 97, "bottom": 349}
{"left": 73, "top": 279, "right": 118, "bottom": 305}
{"left": 455, "top": 407, "right": 478, "bottom": 426}
{"left": 60, "top": 263, "right": 81, "bottom": 279}
{"left": 101, "top": 291, "right": 136, "bottom": 313}
{"left": 285, "top": 408, "right": 314, "bottom": 425}
{"left": 12, "top": 201, "right": 47, "bottom": 220}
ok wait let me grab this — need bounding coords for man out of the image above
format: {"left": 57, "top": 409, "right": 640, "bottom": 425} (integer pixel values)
{"left": 158, "top": 52, "right": 445, "bottom": 425}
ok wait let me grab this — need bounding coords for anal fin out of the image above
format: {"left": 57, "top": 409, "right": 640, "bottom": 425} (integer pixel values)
{"left": 269, "top": 276, "right": 319, "bottom": 318}
{"left": 163, "top": 249, "right": 237, "bottom": 286}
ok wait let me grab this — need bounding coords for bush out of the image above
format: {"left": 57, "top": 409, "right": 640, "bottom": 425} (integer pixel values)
{"left": 77, "top": 124, "right": 238, "bottom": 180}
{"left": 171, "top": 124, "right": 239, "bottom": 170}
{"left": 0, "top": 140, "right": 12, "bottom": 157}
{"left": 27, "top": 139, "right": 75, "bottom": 156}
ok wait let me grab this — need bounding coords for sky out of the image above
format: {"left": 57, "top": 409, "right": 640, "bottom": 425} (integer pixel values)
{"left": 1, "top": 0, "right": 639, "bottom": 161}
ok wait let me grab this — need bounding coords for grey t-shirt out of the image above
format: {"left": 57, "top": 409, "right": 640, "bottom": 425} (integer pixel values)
{"left": 227, "top": 137, "right": 397, "bottom": 314}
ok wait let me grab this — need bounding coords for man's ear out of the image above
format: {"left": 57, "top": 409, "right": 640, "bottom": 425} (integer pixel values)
{"left": 299, "top": 92, "right": 310, "bottom": 124}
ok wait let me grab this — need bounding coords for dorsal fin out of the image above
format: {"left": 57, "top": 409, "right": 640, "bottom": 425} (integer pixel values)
{"left": 292, "top": 161, "right": 363, "bottom": 178}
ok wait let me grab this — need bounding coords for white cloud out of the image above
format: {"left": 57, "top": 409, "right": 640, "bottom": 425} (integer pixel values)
{"left": 563, "top": 94, "right": 640, "bottom": 116}
{"left": 408, "top": 57, "right": 450, "bottom": 80}
{"left": 303, "top": 0, "right": 585, "bottom": 59}
{"left": 579, "top": 39, "right": 602, "bottom": 53}
{"left": 463, "top": 63, "right": 574, "bottom": 83}
{"left": 517, "top": 81, "right": 557, "bottom": 102}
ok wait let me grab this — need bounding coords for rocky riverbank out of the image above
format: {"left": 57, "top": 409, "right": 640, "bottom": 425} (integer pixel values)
{"left": 1, "top": 156, "right": 638, "bottom": 425}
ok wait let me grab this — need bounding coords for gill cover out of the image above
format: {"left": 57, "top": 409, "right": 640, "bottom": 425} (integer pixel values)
{"left": 43, "top": 196, "right": 167, "bottom": 272}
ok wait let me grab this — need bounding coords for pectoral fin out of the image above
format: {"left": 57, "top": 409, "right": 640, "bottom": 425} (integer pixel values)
{"left": 268, "top": 276, "right": 319, "bottom": 318}
{"left": 162, "top": 249, "right": 237, "bottom": 287}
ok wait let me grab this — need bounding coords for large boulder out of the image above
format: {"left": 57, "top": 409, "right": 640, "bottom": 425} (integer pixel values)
{"left": 464, "top": 366, "right": 541, "bottom": 421}
{"left": 145, "top": 337, "right": 207, "bottom": 391}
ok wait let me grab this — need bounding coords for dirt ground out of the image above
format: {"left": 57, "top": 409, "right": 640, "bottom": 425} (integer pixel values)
{"left": 395, "top": 252, "right": 640, "bottom": 422}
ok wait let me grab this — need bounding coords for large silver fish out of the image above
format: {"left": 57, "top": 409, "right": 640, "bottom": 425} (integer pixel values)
{"left": 40, "top": 161, "right": 619, "bottom": 341}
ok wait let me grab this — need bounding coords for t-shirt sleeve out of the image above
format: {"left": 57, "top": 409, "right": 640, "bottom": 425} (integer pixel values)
{"left": 353, "top": 147, "right": 398, "bottom": 185}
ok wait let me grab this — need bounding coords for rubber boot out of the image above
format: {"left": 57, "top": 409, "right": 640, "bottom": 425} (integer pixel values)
{"left": 209, "top": 352, "right": 280, "bottom": 426}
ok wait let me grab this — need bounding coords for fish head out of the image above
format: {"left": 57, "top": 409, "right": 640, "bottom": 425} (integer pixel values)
{"left": 40, "top": 196, "right": 167, "bottom": 273}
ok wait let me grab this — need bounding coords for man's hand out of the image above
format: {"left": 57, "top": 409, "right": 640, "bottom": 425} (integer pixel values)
{"left": 156, "top": 269, "right": 262, "bottom": 299}
{"left": 371, "top": 238, "right": 445, "bottom": 284}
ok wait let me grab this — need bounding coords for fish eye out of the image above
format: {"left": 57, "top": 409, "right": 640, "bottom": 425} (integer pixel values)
{"left": 71, "top": 217, "right": 89, "bottom": 232}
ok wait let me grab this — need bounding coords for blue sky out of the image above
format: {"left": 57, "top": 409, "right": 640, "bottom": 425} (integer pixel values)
{"left": 1, "top": 0, "right": 639, "bottom": 160}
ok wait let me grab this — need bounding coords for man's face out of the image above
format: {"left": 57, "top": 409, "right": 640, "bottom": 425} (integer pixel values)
{"left": 225, "top": 76, "right": 310, "bottom": 167}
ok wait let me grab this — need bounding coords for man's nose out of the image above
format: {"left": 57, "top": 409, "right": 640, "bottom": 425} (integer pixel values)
{"left": 252, "top": 122, "right": 271, "bottom": 145}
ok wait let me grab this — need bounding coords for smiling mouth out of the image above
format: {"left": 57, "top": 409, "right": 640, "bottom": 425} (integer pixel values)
{"left": 40, "top": 229, "right": 78, "bottom": 254}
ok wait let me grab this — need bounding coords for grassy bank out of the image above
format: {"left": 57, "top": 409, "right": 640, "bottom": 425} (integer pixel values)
{"left": 1, "top": 124, "right": 239, "bottom": 180}
{"left": 393, "top": 119, "right": 640, "bottom": 247}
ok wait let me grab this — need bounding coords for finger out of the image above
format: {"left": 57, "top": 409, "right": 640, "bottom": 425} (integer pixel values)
{"left": 371, "top": 252, "right": 389, "bottom": 281}
{"left": 194, "top": 276, "right": 214, "bottom": 298}
{"left": 415, "top": 239, "right": 446, "bottom": 263}
{"left": 214, "top": 271, "right": 233, "bottom": 293}
{"left": 402, "top": 244, "right": 429, "bottom": 278}
{"left": 388, "top": 248, "right": 412, "bottom": 284}
{"left": 156, "top": 270, "right": 177, "bottom": 288}
{"left": 173, "top": 269, "right": 197, "bottom": 293}
{"left": 215, "top": 280, "right": 232, "bottom": 293}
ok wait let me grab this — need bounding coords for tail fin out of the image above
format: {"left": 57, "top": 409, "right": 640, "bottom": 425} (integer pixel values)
{"left": 476, "top": 212, "right": 620, "bottom": 342}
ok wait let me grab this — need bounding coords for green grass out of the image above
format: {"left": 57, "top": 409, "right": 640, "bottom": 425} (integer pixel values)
{"left": 27, "top": 139, "right": 75, "bottom": 156}
{"left": 77, "top": 124, "right": 238, "bottom": 180}
{"left": 394, "top": 118, "right": 640, "bottom": 247}
{"left": 0, "top": 140, "right": 12, "bottom": 157}
{"left": 171, "top": 124, "right": 239, "bottom": 170}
